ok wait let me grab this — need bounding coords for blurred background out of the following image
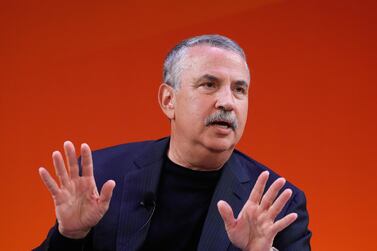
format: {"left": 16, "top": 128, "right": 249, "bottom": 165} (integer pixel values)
{"left": 1, "top": 0, "right": 376, "bottom": 250}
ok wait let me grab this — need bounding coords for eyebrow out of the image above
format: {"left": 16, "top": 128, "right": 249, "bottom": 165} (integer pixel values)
{"left": 195, "top": 74, "right": 220, "bottom": 84}
{"left": 234, "top": 80, "right": 249, "bottom": 88}
{"left": 195, "top": 74, "right": 249, "bottom": 88}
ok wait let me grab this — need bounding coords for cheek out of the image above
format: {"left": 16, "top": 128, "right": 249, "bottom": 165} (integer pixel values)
{"left": 186, "top": 95, "right": 212, "bottom": 118}
{"left": 237, "top": 102, "right": 249, "bottom": 125}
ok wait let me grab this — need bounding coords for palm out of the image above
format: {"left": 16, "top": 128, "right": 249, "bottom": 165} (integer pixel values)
{"left": 39, "top": 141, "right": 115, "bottom": 239}
{"left": 54, "top": 177, "right": 101, "bottom": 233}
{"left": 218, "top": 171, "right": 297, "bottom": 251}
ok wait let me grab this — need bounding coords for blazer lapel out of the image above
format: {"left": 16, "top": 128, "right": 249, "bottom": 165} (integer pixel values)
{"left": 116, "top": 138, "right": 169, "bottom": 251}
{"left": 197, "top": 153, "right": 250, "bottom": 251}
{"left": 114, "top": 138, "right": 252, "bottom": 251}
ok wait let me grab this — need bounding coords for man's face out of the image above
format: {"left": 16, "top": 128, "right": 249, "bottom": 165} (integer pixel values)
{"left": 171, "top": 45, "right": 250, "bottom": 153}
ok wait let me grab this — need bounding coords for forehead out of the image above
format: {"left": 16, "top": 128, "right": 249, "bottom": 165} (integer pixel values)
{"left": 180, "top": 45, "right": 250, "bottom": 83}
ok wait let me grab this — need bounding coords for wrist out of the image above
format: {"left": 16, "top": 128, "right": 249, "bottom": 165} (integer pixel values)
{"left": 58, "top": 225, "right": 90, "bottom": 239}
{"left": 243, "top": 246, "right": 278, "bottom": 251}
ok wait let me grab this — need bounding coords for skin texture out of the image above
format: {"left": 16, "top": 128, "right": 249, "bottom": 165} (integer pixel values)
{"left": 39, "top": 45, "right": 297, "bottom": 249}
{"left": 217, "top": 171, "right": 298, "bottom": 251}
{"left": 38, "top": 141, "right": 115, "bottom": 239}
{"left": 159, "top": 45, "right": 250, "bottom": 170}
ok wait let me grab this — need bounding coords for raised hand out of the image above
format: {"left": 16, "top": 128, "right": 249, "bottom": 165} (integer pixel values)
{"left": 38, "top": 141, "right": 116, "bottom": 239}
{"left": 217, "top": 171, "right": 297, "bottom": 251}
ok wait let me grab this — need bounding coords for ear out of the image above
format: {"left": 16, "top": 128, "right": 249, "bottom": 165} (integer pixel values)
{"left": 158, "top": 83, "right": 176, "bottom": 120}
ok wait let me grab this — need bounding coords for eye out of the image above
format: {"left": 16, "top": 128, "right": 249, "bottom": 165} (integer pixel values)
{"left": 201, "top": 82, "right": 216, "bottom": 89}
{"left": 234, "top": 86, "right": 247, "bottom": 94}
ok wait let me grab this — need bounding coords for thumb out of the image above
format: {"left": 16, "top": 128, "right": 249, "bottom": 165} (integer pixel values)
{"left": 217, "top": 200, "right": 236, "bottom": 231}
{"left": 99, "top": 180, "right": 116, "bottom": 211}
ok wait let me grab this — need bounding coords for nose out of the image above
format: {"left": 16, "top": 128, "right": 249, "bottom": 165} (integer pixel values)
{"left": 215, "top": 86, "right": 235, "bottom": 111}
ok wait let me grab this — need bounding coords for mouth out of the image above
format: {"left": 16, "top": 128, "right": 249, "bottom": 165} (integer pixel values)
{"left": 209, "top": 120, "right": 233, "bottom": 129}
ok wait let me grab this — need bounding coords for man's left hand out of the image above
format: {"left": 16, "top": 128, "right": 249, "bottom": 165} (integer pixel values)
{"left": 217, "top": 171, "right": 297, "bottom": 251}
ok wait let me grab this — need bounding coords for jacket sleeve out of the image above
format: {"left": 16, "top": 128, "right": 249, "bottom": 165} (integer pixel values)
{"left": 33, "top": 224, "right": 93, "bottom": 251}
{"left": 273, "top": 190, "right": 312, "bottom": 251}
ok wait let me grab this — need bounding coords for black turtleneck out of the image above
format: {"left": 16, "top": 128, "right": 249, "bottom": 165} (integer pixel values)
{"left": 141, "top": 157, "right": 222, "bottom": 251}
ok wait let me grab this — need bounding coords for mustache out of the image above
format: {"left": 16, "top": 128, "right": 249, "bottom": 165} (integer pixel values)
{"left": 204, "top": 110, "right": 238, "bottom": 130}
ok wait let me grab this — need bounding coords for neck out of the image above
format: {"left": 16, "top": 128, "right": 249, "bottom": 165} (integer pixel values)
{"left": 168, "top": 135, "right": 234, "bottom": 171}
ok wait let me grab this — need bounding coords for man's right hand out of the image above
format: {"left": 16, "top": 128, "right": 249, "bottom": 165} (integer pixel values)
{"left": 38, "top": 141, "right": 116, "bottom": 239}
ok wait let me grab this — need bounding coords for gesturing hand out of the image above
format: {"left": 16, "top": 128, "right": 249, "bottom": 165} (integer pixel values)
{"left": 217, "top": 171, "right": 297, "bottom": 251}
{"left": 38, "top": 141, "right": 116, "bottom": 239}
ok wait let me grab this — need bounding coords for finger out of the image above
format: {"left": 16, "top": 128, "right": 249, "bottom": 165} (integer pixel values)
{"left": 81, "top": 143, "right": 93, "bottom": 177}
{"left": 271, "top": 212, "right": 297, "bottom": 234}
{"left": 260, "top": 177, "right": 286, "bottom": 210}
{"left": 64, "top": 141, "right": 79, "bottom": 179}
{"left": 52, "top": 151, "right": 70, "bottom": 187}
{"left": 248, "top": 171, "right": 269, "bottom": 204}
{"left": 217, "top": 200, "right": 236, "bottom": 231}
{"left": 39, "top": 167, "right": 60, "bottom": 197}
{"left": 268, "top": 189, "right": 293, "bottom": 220}
{"left": 99, "top": 180, "right": 116, "bottom": 211}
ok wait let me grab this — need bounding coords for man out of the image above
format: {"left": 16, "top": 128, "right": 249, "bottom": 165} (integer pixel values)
{"left": 35, "top": 35, "right": 311, "bottom": 251}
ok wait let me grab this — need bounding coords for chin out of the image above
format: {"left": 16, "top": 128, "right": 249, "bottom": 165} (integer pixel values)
{"left": 202, "top": 137, "right": 236, "bottom": 153}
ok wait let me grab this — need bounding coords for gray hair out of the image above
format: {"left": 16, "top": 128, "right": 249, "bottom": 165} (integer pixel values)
{"left": 163, "top": 34, "right": 248, "bottom": 89}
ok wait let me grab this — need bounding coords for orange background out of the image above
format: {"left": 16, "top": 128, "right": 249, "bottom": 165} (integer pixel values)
{"left": 1, "top": 0, "right": 376, "bottom": 250}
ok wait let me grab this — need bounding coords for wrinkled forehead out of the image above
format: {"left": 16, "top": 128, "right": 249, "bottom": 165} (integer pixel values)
{"left": 180, "top": 45, "right": 251, "bottom": 83}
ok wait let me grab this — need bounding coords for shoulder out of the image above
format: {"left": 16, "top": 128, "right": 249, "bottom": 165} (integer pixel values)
{"left": 92, "top": 139, "right": 156, "bottom": 163}
{"left": 231, "top": 149, "right": 306, "bottom": 201}
{"left": 89, "top": 138, "right": 168, "bottom": 183}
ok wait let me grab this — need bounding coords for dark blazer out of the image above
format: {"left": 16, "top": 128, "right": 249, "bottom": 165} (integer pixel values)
{"left": 35, "top": 137, "right": 311, "bottom": 251}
